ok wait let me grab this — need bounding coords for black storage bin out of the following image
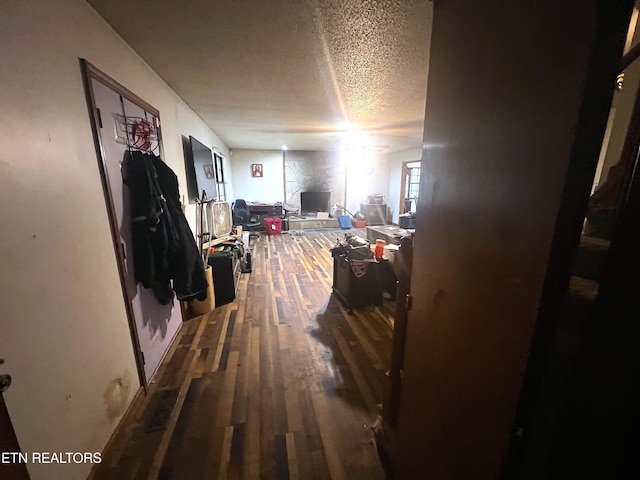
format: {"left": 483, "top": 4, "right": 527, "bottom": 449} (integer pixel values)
{"left": 332, "top": 256, "right": 382, "bottom": 308}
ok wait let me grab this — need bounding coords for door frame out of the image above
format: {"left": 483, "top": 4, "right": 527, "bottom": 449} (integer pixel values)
{"left": 399, "top": 160, "right": 420, "bottom": 215}
{"left": 399, "top": 161, "right": 409, "bottom": 215}
{"left": 0, "top": 393, "right": 29, "bottom": 479}
{"left": 79, "top": 59, "right": 163, "bottom": 390}
{"left": 500, "top": 3, "right": 635, "bottom": 476}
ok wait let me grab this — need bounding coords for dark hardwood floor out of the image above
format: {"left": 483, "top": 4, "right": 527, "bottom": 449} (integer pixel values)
{"left": 92, "top": 230, "right": 391, "bottom": 480}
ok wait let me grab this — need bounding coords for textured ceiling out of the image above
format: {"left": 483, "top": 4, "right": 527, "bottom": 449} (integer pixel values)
{"left": 88, "top": 0, "right": 432, "bottom": 153}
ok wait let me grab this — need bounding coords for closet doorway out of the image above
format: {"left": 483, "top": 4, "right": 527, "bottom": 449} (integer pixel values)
{"left": 80, "top": 60, "right": 183, "bottom": 386}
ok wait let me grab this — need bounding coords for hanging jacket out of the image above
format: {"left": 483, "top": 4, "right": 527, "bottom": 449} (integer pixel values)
{"left": 122, "top": 150, "right": 208, "bottom": 304}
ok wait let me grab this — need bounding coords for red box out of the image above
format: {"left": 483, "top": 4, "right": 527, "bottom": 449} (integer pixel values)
{"left": 351, "top": 219, "right": 366, "bottom": 228}
{"left": 265, "top": 217, "right": 282, "bottom": 235}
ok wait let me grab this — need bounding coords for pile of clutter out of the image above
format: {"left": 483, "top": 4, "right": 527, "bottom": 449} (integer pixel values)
{"left": 330, "top": 204, "right": 367, "bottom": 229}
{"left": 330, "top": 233, "right": 373, "bottom": 260}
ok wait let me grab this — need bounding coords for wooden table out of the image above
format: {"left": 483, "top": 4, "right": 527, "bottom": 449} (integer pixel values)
{"left": 248, "top": 203, "right": 283, "bottom": 230}
{"left": 366, "top": 225, "right": 413, "bottom": 245}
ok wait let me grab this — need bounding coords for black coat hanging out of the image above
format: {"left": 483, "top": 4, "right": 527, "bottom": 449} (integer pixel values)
{"left": 122, "top": 149, "right": 208, "bottom": 305}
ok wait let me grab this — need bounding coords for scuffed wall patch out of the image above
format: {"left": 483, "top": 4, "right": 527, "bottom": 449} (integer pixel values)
{"left": 103, "top": 370, "right": 132, "bottom": 421}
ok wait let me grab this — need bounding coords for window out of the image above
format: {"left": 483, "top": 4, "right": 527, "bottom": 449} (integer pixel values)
{"left": 406, "top": 164, "right": 421, "bottom": 201}
{"left": 400, "top": 160, "right": 421, "bottom": 214}
{"left": 214, "top": 153, "right": 226, "bottom": 201}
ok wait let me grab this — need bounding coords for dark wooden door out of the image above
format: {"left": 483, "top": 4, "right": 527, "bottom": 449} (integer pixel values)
{"left": 393, "top": 1, "right": 630, "bottom": 479}
{"left": 0, "top": 393, "right": 30, "bottom": 479}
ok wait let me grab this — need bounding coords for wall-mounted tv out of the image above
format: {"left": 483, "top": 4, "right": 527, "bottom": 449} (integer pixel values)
{"left": 300, "top": 191, "right": 331, "bottom": 215}
{"left": 182, "top": 135, "right": 217, "bottom": 203}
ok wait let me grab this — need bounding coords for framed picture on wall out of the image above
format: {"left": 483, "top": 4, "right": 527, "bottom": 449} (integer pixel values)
{"left": 203, "top": 164, "right": 214, "bottom": 179}
{"left": 251, "top": 163, "right": 263, "bottom": 177}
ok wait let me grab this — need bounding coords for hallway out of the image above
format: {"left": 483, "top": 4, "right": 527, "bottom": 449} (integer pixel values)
{"left": 92, "top": 231, "right": 390, "bottom": 479}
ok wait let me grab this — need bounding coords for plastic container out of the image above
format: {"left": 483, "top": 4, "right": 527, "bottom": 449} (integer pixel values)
{"left": 375, "top": 239, "right": 386, "bottom": 260}
{"left": 265, "top": 217, "right": 282, "bottom": 235}
{"left": 338, "top": 215, "right": 352, "bottom": 229}
{"left": 351, "top": 219, "right": 366, "bottom": 228}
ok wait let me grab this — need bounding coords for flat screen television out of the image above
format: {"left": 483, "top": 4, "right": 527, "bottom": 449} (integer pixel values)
{"left": 300, "top": 191, "right": 331, "bottom": 215}
{"left": 182, "top": 135, "right": 217, "bottom": 203}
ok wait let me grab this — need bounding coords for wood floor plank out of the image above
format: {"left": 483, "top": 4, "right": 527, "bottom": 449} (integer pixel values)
{"left": 243, "top": 326, "right": 261, "bottom": 471}
{"left": 228, "top": 423, "right": 244, "bottom": 480}
{"left": 211, "top": 306, "right": 233, "bottom": 372}
{"left": 331, "top": 324, "right": 380, "bottom": 419}
{"left": 292, "top": 430, "right": 314, "bottom": 480}
{"left": 216, "top": 349, "right": 240, "bottom": 427}
{"left": 344, "top": 309, "right": 386, "bottom": 371}
{"left": 285, "top": 431, "right": 299, "bottom": 480}
{"left": 310, "top": 387, "right": 348, "bottom": 480}
{"left": 230, "top": 319, "right": 252, "bottom": 426}
{"left": 281, "top": 349, "right": 304, "bottom": 433}
{"left": 217, "top": 424, "right": 235, "bottom": 479}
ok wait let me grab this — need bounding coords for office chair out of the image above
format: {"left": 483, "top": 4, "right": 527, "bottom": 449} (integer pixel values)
{"left": 232, "top": 199, "right": 261, "bottom": 238}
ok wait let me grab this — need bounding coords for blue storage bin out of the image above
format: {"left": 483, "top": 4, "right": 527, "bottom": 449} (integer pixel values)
{"left": 338, "top": 215, "right": 352, "bottom": 229}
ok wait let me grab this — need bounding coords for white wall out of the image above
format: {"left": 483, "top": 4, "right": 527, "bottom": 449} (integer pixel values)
{"left": 230, "top": 149, "right": 284, "bottom": 203}
{"left": 386, "top": 147, "right": 422, "bottom": 223}
{"left": 344, "top": 153, "right": 392, "bottom": 219}
{"left": 228, "top": 148, "right": 394, "bottom": 220}
{"left": 0, "top": 1, "right": 229, "bottom": 479}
